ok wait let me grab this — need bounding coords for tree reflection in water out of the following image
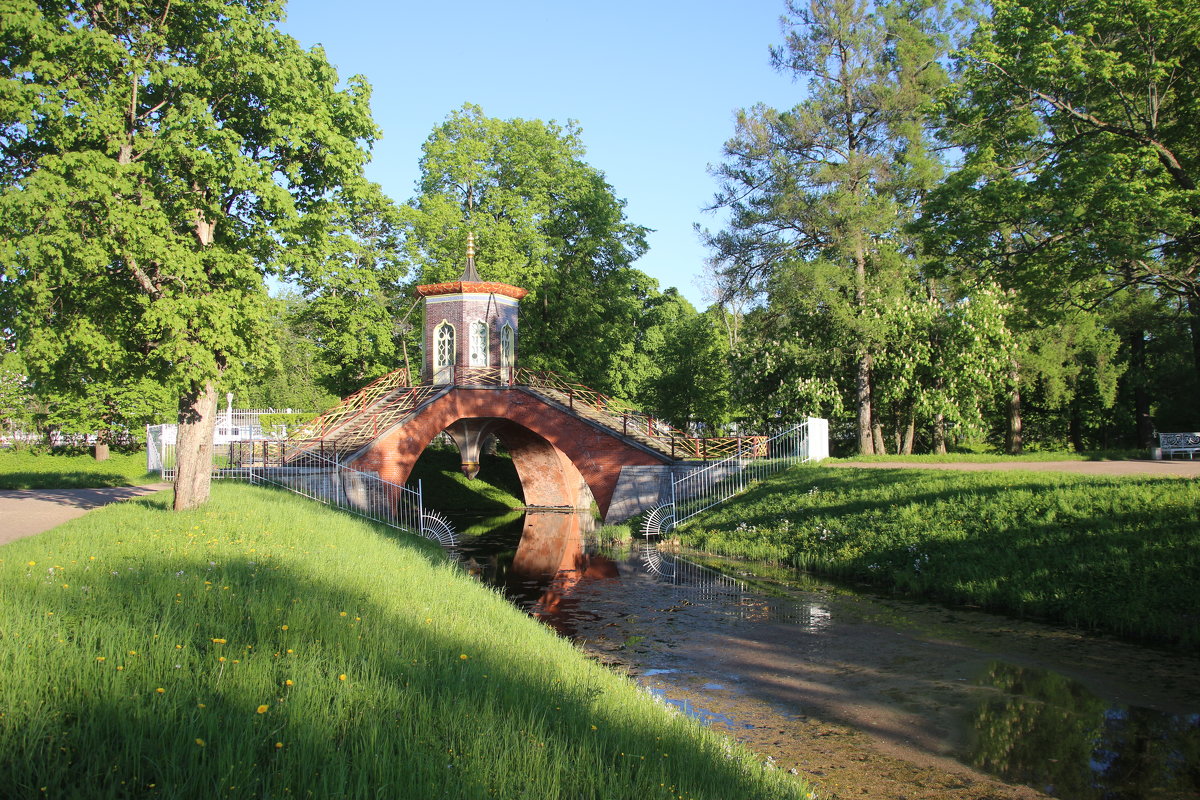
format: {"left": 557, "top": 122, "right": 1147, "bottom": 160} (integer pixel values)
{"left": 969, "top": 661, "right": 1200, "bottom": 799}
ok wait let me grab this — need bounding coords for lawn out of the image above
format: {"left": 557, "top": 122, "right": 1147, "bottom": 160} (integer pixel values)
{"left": 671, "top": 465, "right": 1200, "bottom": 649}
{"left": 0, "top": 482, "right": 809, "bottom": 800}
{"left": 0, "top": 449, "right": 159, "bottom": 490}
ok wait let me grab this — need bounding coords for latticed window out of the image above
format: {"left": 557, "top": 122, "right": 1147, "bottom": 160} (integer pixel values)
{"left": 470, "top": 320, "right": 489, "bottom": 367}
{"left": 501, "top": 324, "right": 515, "bottom": 380}
{"left": 434, "top": 321, "right": 455, "bottom": 383}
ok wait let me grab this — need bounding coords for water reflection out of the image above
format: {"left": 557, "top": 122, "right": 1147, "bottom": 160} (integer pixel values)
{"left": 969, "top": 662, "right": 1200, "bottom": 799}
{"left": 453, "top": 513, "right": 1200, "bottom": 800}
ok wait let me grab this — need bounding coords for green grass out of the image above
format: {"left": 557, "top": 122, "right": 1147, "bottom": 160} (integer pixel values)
{"left": 409, "top": 447, "right": 525, "bottom": 511}
{"left": 834, "top": 449, "right": 1146, "bottom": 463}
{"left": 671, "top": 465, "right": 1200, "bottom": 650}
{"left": 0, "top": 483, "right": 809, "bottom": 800}
{"left": 0, "top": 449, "right": 160, "bottom": 490}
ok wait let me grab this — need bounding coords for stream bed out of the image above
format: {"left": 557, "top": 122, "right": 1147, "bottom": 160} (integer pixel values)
{"left": 452, "top": 510, "right": 1200, "bottom": 800}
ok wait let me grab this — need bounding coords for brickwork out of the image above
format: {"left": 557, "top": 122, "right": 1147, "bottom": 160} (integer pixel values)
{"left": 348, "top": 387, "right": 671, "bottom": 517}
{"left": 421, "top": 293, "right": 519, "bottom": 383}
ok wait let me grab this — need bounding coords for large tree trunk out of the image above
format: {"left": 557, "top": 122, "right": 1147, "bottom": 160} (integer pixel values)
{"left": 871, "top": 422, "right": 886, "bottom": 455}
{"left": 856, "top": 353, "right": 874, "bottom": 454}
{"left": 901, "top": 412, "right": 916, "bottom": 455}
{"left": 932, "top": 413, "right": 947, "bottom": 454}
{"left": 174, "top": 380, "right": 219, "bottom": 511}
{"left": 1006, "top": 364, "right": 1023, "bottom": 455}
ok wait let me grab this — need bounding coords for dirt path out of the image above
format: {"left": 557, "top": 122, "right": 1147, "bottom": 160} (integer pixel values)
{"left": 827, "top": 458, "right": 1200, "bottom": 477}
{"left": 0, "top": 484, "right": 171, "bottom": 546}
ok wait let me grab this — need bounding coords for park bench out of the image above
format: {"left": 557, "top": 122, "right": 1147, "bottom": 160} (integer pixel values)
{"left": 1156, "top": 432, "right": 1200, "bottom": 459}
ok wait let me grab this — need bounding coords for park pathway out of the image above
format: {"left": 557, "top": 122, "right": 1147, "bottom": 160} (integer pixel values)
{"left": 0, "top": 484, "right": 171, "bottom": 546}
{"left": 827, "top": 458, "right": 1200, "bottom": 478}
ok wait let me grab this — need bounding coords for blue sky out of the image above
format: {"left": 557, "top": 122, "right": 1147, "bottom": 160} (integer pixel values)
{"left": 279, "top": 0, "right": 801, "bottom": 307}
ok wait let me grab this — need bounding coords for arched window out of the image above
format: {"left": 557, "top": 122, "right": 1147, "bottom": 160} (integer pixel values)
{"left": 500, "top": 323, "right": 515, "bottom": 382}
{"left": 433, "top": 321, "right": 455, "bottom": 384}
{"left": 469, "top": 320, "right": 489, "bottom": 368}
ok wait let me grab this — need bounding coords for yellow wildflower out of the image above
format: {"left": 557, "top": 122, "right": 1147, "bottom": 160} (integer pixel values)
{"left": 256, "top": 705, "right": 269, "bottom": 714}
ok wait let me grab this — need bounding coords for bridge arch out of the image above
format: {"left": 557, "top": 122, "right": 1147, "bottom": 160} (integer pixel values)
{"left": 348, "top": 387, "right": 671, "bottom": 517}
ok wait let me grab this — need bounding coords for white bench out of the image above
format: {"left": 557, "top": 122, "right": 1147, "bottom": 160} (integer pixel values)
{"left": 1156, "top": 432, "right": 1200, "bottom": 459}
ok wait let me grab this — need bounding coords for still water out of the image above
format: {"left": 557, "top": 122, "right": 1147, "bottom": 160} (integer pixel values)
{"left": 452, "top": 510, "right": 1200, "bottom": 800}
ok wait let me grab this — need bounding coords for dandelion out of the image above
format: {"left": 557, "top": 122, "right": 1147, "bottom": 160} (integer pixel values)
{"left": 211, "top": 638, "right": 226, "bottom": 644}
{"left": 96, "top": 657, "right": 106, "bottom": 662}
{"left": 195, "top": 739, "right": 205, "bottom": 747}
{"left": 459, "top": 654, "right": 468, "bottom": 661}
{"left": 27, "top": 561, "right": 35, "bottom": 566}
{"left": 275, "top": 742, "right": 283, "bottom": 749}
{"left": 197, "top": 703, "right": 206, "bottom": 709}
{"left": 256, "top": 705, "right": 269, "bottom": 714}
{"left": 218, "top": 657, "right": 226, "bottom": 663}
{"left": 156, "top": 688, "right": 165, "bottom": 694}
{"left": 280, "top": 625, "right": 288, "bottom": 631}
{"left": 285, "top": 679, "right": 294, "bottom": 687}
{"left": 338, "top": 674, "right": 347, "bottom": 681}
{"left": 339, "top": 612, "right": 347, "bottom": 617}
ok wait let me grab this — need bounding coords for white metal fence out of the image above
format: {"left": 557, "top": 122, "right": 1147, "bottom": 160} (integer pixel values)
{"left": 145, "top": 425, "right": 455, "bottom": 548}
{"left": 640, "top": 418, "right": 827, "bottom": 576}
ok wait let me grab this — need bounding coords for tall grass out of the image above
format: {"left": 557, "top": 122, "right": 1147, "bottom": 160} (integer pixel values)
{"left": 672, "top": 466, "right": 1200, "bottom": 649}
{"left": 0, "top": 449, "right": 158, "bottom": 490}
{"left": 0, "top": 483, "right": 809, "bottom": 800}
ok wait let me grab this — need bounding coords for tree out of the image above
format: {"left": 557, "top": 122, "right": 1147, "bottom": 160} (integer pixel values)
{"left": 705, "top": 0, "right": 949, "bottom": 453}
{"left": 0, "top": 0, "right": 380, "bottom": 508}
{"left": 929, "top": 0, "right": 1200, "bottom": 390}
{"left": 401, "top": 105, "right": 655, "bottom": 397}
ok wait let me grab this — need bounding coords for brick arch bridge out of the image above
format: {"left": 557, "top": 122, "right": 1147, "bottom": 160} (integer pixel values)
{"left": 351, "top": 386, "right": 670, "bottom": 517}
{"left": 290, "top": 368, "right": 764, "bottom": 523}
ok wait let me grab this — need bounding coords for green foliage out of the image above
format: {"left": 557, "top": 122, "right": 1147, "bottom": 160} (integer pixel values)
{"left": 706, "top": 0, "right": 953, "bottom": 451}
{"left": 0, "top": 449, "right": 157, "bottom": 489}
{"left": 256, "top": 413, "right": 316, "bottom": 438}
{"left": 0, "top": 483, "right": 810, "bottom": 799}
{"left": 0, "top": 0, "right": 382, "bottom": 506}
{"left": 402, "top": 105, "right": 668, "bottom": 399}
{"left": 673, "top": 465, "right": 1200, "bottom": 649}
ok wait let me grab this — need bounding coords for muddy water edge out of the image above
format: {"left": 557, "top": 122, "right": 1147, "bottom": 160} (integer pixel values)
{"left": 452, "top": 511, "right": 1200, "bottom": 800}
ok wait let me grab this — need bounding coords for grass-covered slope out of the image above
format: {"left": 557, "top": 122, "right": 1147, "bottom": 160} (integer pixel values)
{"left": 673, "top": 466, "right": 1200, "bottom": 649}
{"left": 0, "top": 483, "right": 808, "bottom": 800}
{"left": 0, "top": 449, "right": 158, "bottom": 490}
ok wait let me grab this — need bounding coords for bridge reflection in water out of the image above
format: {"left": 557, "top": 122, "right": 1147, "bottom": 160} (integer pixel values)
{"left": 452, "top": 510, "right": 751, "bottom": 638}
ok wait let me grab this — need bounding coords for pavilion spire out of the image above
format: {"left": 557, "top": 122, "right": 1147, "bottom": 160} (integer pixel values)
{"left": 461, "top": 230, "right": 481, "bottom": 282}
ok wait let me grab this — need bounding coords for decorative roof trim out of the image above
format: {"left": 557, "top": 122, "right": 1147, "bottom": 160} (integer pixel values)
{"left": 416, "top": 281, "right": 529, "bottom": 299}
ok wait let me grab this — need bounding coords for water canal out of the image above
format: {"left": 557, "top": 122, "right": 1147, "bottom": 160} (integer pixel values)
{"left": 451, "top": 510, "right": 1200, "bottom": 800}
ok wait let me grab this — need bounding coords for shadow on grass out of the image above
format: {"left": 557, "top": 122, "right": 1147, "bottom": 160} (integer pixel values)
{"left": 0, "top": 471, "right": 159, "bottom": 491}
{"left": 2, "top": 545, "right": 794, "bottom": 799}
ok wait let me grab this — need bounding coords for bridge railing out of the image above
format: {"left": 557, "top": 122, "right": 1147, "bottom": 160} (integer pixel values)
{"left": 641, "top": 420, "right": 825, "bottom": 578}
{"left": 274, "top": 364, "right": 792, "bottom": 464}
{"left": 145, "top": 433, "right": 455, "bottom": 548}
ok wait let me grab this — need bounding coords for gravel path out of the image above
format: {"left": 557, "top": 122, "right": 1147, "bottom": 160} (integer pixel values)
{"left": 0, "top": 484, "right": 171, "bottom": 546}
{"left": 827, "top": 458, "right": 1200, "bottom": 478}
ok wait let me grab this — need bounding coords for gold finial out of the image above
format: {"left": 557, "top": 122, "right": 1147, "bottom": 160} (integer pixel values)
{"left": 466, "top": 231, "right": 475, "bottom": 259}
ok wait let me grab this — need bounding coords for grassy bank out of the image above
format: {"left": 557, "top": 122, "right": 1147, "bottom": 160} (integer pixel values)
{"left": 834, "top": 450, "right": 1145, "bottom": 463}
{"left": 0, "top": 449, "right": 158, "bottom": 490}
{"left": 671, "top": 466, "right": 1200, "bottom": 649}
{"left": 0, "top": 483, "right": 808, "bottom": 800}
{"left": 408, "top": 446, "right": 524, "bottom": 511}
